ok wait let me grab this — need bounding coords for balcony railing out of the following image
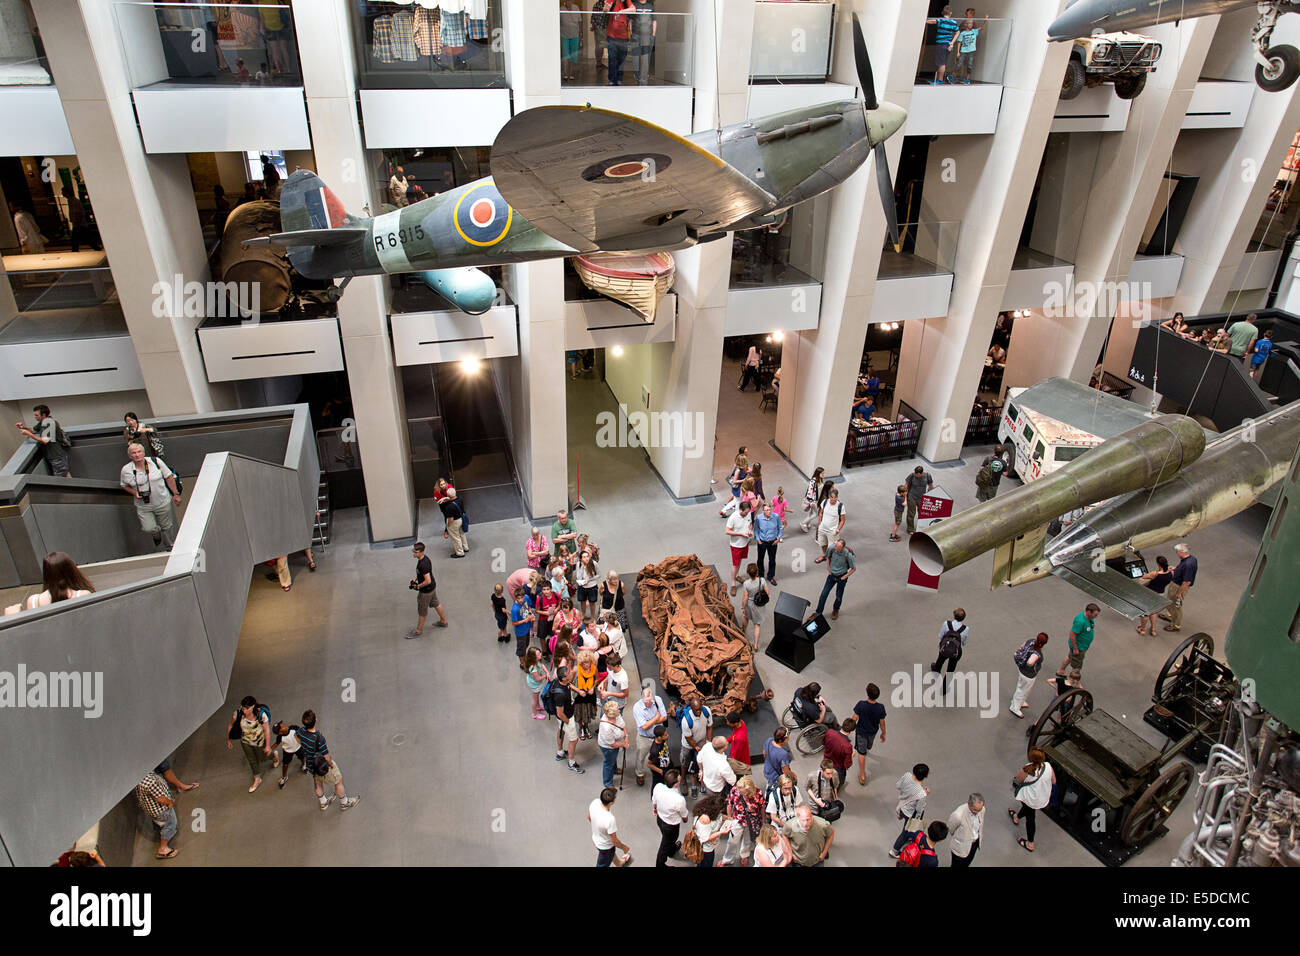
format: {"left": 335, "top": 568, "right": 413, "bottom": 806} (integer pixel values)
{"left": 915, "top": 16, "right": 1013, "bottom": 87}
{"left": 880, "top": 221, "right": 960, "bottom": 278}
{"left": 112, "top": 2, "right": 302, "bottom": 88}
{"left": 354, "top": 0, "right": 506, "bottom": 90}
{"left": 561, "top": 10, "right": 693, "bottom": 87}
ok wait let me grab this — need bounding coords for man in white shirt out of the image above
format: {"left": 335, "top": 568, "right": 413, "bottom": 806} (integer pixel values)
{"left": 739, "top": 345, "right": 762, "bottom": 391}
{"left": 652, "top": 769, "right": 689, "bottom": 867}
{"left": 946, "top": 792, "right": 985, "bottom": 867}
{"left": 814, "top": 487, "right": 845, "bottom": 563}
{"left": 698, "top": 735, "right": 737, "bottom": 796}
{"left": 119, "top": 441, "right": 182, "bottom": 550}
{"left": 388, "top": 166, "right": 409, "bottom": 207}
{"left": 725, "top": 500, "right": 753, "bottom": 594}
{"left": 9, "top": 202, "right": 45, "bottom": 253}
{"left": 632, "top": 685, "right": 667, "bottom": 785}
{"left": 588, "top": 787, "right": 632, "bottom": 867}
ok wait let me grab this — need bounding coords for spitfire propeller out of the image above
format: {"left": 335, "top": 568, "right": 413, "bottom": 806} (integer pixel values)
{"left": 853, "top": 13, "right": 904, "bottom": 247}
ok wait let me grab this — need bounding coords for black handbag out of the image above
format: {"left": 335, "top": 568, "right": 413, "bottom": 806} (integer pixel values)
{"left": 754, "top": 583, "right": 770, "bottom": 607}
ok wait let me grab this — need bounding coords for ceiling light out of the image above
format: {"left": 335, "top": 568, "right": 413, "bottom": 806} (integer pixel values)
{"left": 611, "top": 345, "right": 624, "bottom": 357}
{"left": 460, "top": 357, "right": 483, "bottom": 375}
{"left": 772, "top": 330, "right": 784, "bottom": 342}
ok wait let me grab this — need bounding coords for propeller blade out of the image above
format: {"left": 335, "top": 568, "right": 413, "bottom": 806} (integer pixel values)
{"left": 875, "top": 145, "right": 900, "bottom": 247}
{"left": 853, "top": 13, "right": 878, "bottom": 110}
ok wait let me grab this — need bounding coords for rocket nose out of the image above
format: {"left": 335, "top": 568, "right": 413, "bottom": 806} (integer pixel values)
{"left": 867, "top": 101, "right": 907, "bottom": 147}
{"left": 1047, "top": 1, "right": 1095, "bottom": 41}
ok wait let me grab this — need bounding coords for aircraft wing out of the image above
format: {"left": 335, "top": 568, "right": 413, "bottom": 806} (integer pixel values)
{"left": 490, "top": 105, "right": 777, "bottom": 253}
{"left": 1051, "top": 558, "right": 1170, "bottom": 620}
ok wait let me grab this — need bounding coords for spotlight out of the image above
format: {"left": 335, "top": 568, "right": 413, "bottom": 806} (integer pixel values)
{"left": 460, "top": 357, "right": 483, "bottom": 375}
{"left": 611, "top": 345, "right": 624, "bottom": 357}
{"left": 772, "top": 330, "right": 784, "bottom": 342}
{"left": 765, "top": 335, "right": 773, "bottom": 343}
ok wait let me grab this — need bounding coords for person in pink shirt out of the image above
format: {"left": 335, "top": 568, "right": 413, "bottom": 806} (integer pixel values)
{"left": 771, "top": 486, "right": 790, "bottom": 527}
{"left": 525, "top": 527, "right": 550, "bottom": 569}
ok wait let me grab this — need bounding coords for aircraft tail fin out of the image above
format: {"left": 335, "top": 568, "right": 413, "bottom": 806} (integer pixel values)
{"left": 280, "top": 169, "right": 356, "bottom": 234}
{"left": 991, "top": 522, "right": 1050, "bottom": 589}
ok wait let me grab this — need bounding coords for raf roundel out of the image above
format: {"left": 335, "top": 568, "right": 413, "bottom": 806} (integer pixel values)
{"left": 454, "top": 181, "right": 513, "bottom": 247}
{"left": 581, "top": 152, "right": 674, "bottom": 184}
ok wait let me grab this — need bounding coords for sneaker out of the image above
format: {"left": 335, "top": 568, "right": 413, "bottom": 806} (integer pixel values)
{"left": 405, "top": 629, "right": 423, "bottom": 640}
{"left": 451, "top": 553, "right": 466, "bottom": 559}
{"left": 889, "top": 534, "right": 901, "bottom": 542}
{"left": 556, "top": 751, "right": 567, "bottom": 761}
{"left": 569, "top": 762, "right": 585, "bottom": 774}
{"left": 340, "top": 796, "right": 361, "bottom": 811}
{"left": 767, "top": 577, "right": 777, "bottom": 586}
{"left": 277, "top": 777, "right": 287, "bottom": 789}
{"left": 435, "top": 620, "right": 449, "bottom": 628}
{"left": 319, "top": 795, "right": 336, "bottom": 811}
{"left": 532, "top": 712, "right": 548, "bottom": 720}
{"left": 888, "top": 849, "right": 900, "bottom": 859}
{"left": 1009, "top": 707, "right": 1025, "bottom": 719}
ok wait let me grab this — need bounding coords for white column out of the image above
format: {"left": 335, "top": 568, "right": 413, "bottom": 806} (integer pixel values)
{"left": 1173, "top": 19, "right": 1300, "bottom": 315}
{"left": 293, "top": 0, "right": 416, "bottom": 540}
{"left": 775, "top": 0, "right": 929, "bottom": 476}
{"left": 1049, "top": 18, "right": 1217, "bottom": 383}
{"left": 31, "top": 0, "right": 232, "bottom": 415}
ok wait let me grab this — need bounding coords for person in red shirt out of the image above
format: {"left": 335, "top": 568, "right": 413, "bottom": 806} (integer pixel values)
{"left": 822, "top": 718, "right": 856, "bottom": 788}
{"left": 604, "top": 0, "right": 636, "bottom": 85}
{"left": 726, "top": 711, "right": 750, "bottom": 769}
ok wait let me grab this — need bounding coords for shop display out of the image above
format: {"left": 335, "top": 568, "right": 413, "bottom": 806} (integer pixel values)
{"left": 362, "top": 0, "right": 492, "bottom": 70}
{"left": 635, "top": 555, "right": 754, "bottom": 717}
{"left": 1049, "top": 0, "right": 1300, "bottom": 94}
{"left": 246, "top": 14, "right": 907, "bottom": 317}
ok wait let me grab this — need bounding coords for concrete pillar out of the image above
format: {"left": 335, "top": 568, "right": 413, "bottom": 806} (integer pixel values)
{"left": 1043, "top": 18, "right": 1216, "bottom": 384}
{"left": 775, "top": 0, "right": 928, "bottom": 477}
{"left": 893, "top": 0, "right": 1070, "bottom": 463}
{"left": 30, "top": 0, "right": 233, "bottom": 416}
{"left": 292, "top": 0, "right": 416, "bottom": 540}
{"left": 644, "top": 0, "right": 753, "bottom": 497}
{"left": 1173, "top": 19, "right": 1300, "bottom": 316}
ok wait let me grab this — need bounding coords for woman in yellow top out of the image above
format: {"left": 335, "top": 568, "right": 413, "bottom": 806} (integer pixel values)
{"left": 572, "top": 650, "right": 600, "bottom": 740}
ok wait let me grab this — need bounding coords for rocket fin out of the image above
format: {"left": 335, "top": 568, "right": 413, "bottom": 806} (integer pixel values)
{"left": 1051, "top": 559, "right": 1170, "bottom": 620}
{"left": 991, "top": 522, "right": 1050, "bottom": 589}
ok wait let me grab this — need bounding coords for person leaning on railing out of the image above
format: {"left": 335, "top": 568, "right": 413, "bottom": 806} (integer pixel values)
{"left": 3, "top": 551, "right": 95, "bottom": 616}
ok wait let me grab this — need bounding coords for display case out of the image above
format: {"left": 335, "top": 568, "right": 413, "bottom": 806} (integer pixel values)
{"left": 750, "top": 1, "right": 835, "bottom": 81}
{"left": 844, "top": 400, "right": 926, "bottom": 467}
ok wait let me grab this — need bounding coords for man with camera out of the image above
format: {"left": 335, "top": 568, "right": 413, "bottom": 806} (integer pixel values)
{"left": 408, "top": 542, "right": 448, "bottom": 638}
{"left": 120, "top": 441, "right": 181, "bottom": 551}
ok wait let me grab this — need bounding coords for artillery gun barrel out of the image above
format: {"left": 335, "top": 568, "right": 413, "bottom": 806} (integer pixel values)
{"left": 910, "top": 415, "right": 1206, "bottom": 576}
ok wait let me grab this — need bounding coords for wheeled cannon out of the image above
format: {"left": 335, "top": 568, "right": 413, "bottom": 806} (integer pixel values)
{"left": 1028, "top": 688, "right": 1197, "bottom": 866}
{"left": 1143, "top": 633, "right": 1237, "bottom": 763}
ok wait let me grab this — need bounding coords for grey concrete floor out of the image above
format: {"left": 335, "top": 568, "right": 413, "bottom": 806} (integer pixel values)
{"left": 134, "top": 363, "right": 1264, "bottom": 867}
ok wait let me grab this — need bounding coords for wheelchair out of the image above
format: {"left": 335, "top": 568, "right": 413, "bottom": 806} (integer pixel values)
{"left": 781, "top": 703, "right": 835, "bottom": 757}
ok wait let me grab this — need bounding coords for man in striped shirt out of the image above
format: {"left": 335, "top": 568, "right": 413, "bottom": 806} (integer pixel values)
{"left": 929, "top": 6, "right": 958, "bottom": 84}
{"left": 296, "top": 709, "right": 361, "bottom": 812}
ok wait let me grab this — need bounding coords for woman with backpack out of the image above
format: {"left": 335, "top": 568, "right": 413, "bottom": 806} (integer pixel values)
{"left": 800, "top": 467, "right": 825, "bottom": 533}
{"left": 719, "top": 451, "right": 749, "bottom": 516}
{"left": 225, "top": 695, "right": 276, "bottom": 793}
{"left": 1008, "top": 632, "right": 1049, "bottom": 718}
{"left": 524, "top": 648, "right": 550, "bottom": 720}
{"left": 1010, "top": 748, "right": 1056, "bottom": 852}
{"left": 122, "top": 412, "right": 164, "bottom": 458}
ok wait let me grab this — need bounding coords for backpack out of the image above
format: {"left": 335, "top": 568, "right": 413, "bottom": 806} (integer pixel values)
{"left": 898, "top": 831, "right": 935, "bottom": 867}
{"left": 682, "top": 705, "right": 711, "bottom": 732}
{"left": 55, "top": 422, "right": 72, "bottom": 449}
{"left": 151, "top": 457, "right": 183, "bottom": 495}
{"left": 541, "top": 679, "right": 559, "bottom": 717}
{"left": 1014, "top": 639, "right": 1035, "bottom": 670}
{"left": 939, "top": 622, "right": 966, "bottom": 659}
{"left": 975, "top": 464, "right": 993, "bottom": 488}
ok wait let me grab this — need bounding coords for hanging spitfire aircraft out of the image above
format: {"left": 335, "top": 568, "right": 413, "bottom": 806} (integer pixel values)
{"left": 1048, "top": 0, "right": 1300, "bottom": 93}
{"left": 244, "top": 15, "right": 906, "bottom": 317}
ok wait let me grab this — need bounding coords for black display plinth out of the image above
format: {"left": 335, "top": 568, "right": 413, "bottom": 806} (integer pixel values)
{"left": 765, "top": 592, "right": 828, "bottom": 672}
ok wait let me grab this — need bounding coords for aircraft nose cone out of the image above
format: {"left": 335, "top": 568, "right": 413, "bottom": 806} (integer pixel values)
{"left": 868, "top": 100, "right": 907, "bottom": 146}
{"left": 1048, "top": 1, "right": 1096, "bottom": 41}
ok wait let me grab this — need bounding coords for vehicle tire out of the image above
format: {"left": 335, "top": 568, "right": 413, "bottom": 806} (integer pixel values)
{"left": 1256, "top": 45, "right": 1300, "bottom": 93}
{"left": 1114, "top": 72, "right": 1147, "bottom": 99}
{"left": 1061, "top": 59, "right": 1086, "bottom": 100}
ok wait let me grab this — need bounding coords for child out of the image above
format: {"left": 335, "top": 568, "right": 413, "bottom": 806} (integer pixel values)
{"left": 273, "top": 720, "right": 307, "bottom": 787}
{"left": 890, "top": 484, "right": 906, "bottom": 542}
{"left": 492, "top": 583, "right": 508, "bottom": 643}
{"left": 523, "top": 648, "right": 550, "bottom": 719}
{"left": 236, "top": 58, "right": 250, "bottom": 82}
{"left": 254, "top": 61, "right": 268, "bottom": 83}
{"left": 1251, "top": 330, "right": 1273, "bottom": 379}
{"left": 930, "top": 5, "right": 958, "bottom": 85}
{"left": 535, "top": 580, "right": 559, "bottom": 659}
{"left": 771, "top": 486, "right": 790, "bottom": 528}
{"left": 953, "top": 15, "right": 988, "bottom": 84}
